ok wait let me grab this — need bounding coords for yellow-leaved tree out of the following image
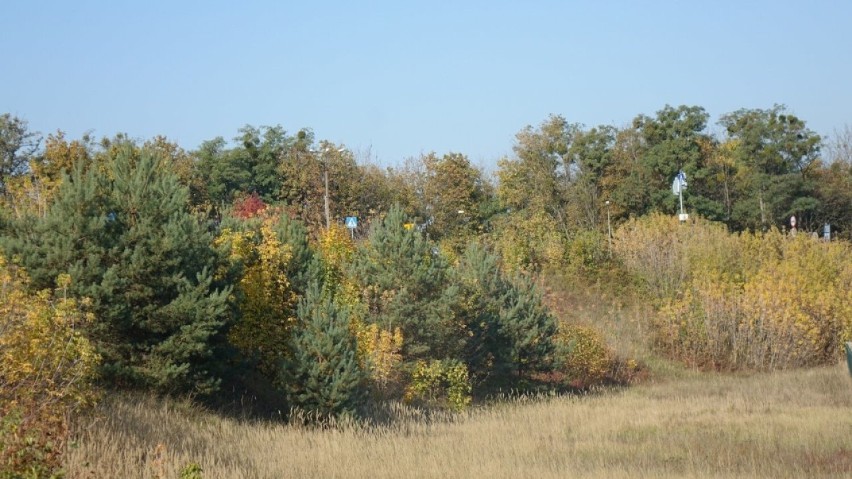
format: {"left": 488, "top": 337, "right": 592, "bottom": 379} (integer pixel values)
{"left": 216, "top": 217, "right": 298, "bottom": 377}
{"left": 0, "top": 258, "right": 99, "bottom": 477}
{"left": 4, "top": 131, "right": 92, "bottom": 220}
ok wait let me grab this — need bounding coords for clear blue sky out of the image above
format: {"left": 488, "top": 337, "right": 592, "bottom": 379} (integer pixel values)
{"left": 2, "top": 1, "right": 850, "bottom": 169}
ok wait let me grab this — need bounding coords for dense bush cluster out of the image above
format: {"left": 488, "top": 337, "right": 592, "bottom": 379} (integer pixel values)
{"left": 0, "top": 258, "right": 99, "bottom": 478}
{"left": 0, "top": 133, "right": 558, "bottom": 426}
{"left": 616, "top": 214, "right": 852, "bottom": 370}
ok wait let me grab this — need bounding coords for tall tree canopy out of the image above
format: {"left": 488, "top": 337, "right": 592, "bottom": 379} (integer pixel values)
{"left": 719, "top": 105, "right": 821, "bottom": 230}
{"left": 0, "top": 114, "right": 41, "bottom": 195}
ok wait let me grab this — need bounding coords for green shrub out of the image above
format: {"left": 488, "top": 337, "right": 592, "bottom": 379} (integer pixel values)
{"left": 179, "top": 462, "right": 204, "bottom": 479}
{"left": 280, "top": 283, "right": 366, "bottom": 419}
{"left": 404, "top": 359, "right": 472, "bottom": 411}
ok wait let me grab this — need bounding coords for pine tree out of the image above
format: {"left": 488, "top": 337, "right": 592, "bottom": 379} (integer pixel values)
{"left": 271, "top": 211, "right": 317, "bottom": 296}
{"left": 281, "top": 283, "right": 365, "bottom": 418}
{"left": 453, "top": 243, "right": 556, "bottom": 385}
{"left": 500, "top": 273, "right": 557, "bottom": 376}
{"left": 453, "top": 243, "right": 514, "bottom": 384}
{"left": 350, "top": 205, "right": 461, "bottom": 362}
{"left": 3, "top": 143, "right": 231, "bottom": 394}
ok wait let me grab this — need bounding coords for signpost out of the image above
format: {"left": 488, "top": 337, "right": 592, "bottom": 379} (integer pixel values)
{"left": 790, "top": 215, "right": 797, "bottom": 236}
{"left": 824, "top": 223, "right": 831, "bottom": 242}
{"left": 345, "top": 216, "right": 358, "bottom": 239}
{"left": 672, "top": 170, "right": 688, "bottom": 222}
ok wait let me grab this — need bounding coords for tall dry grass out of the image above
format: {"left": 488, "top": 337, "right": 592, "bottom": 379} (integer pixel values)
{"left": 66, "top": 363, "right": 852, "bottom": 478}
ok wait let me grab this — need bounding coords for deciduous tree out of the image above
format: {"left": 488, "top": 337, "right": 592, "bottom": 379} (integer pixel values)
{"left": 0, "top": 113, "right": 40, "bottom": 195}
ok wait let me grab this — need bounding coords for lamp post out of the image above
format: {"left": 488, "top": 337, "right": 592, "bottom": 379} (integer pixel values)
{"left": 311, "top": 146, "right": 346, "bottom": 230}
{"left": 605, "top": 200, "right": 612, "bottom": 256}
{"left": 323, "top": 151, "right": 331, "bottom": 230}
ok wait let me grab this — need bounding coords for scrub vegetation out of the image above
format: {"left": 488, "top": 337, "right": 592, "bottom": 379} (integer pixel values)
{"left": 1, "top": 108, "right": 850, "bottom": 477}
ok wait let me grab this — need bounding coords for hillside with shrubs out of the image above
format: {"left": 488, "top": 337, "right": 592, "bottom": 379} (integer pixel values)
{"left": 1, "top": 107, "right": 851, "bottom": 477}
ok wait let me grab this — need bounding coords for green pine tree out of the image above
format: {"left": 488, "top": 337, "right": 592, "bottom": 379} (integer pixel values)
{"left": 453, "top": 243, "right": 556, "bottom": 386}
{"left": 500, "top": 273, "right": 557, "bottom": 376}
{"left": 452, "top": 242, "right": 513, "bottom": 384}
{"left": 3, "top": 143, "right": 231, "bottom": 394}
{"left": 350, "top": 205, "right": 462, "bottom": 362}
{"left": 271, "top": 211, "right": 318, "bottom": 296}
{"left": 281, "top": 283, "right": 365, "bottom": 418}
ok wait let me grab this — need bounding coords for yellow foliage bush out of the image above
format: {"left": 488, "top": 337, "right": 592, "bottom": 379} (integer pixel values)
{"left": 353, "top": 322, "right": 404, "bottom": 397}
{"left": 490, "top": 209, "right": 567, "bottom": 272}
{"left": 316, "top": 225, "right": 355, "bottom": 289}
{"left": 555, "top": 323, "right": 615, "bottom": 388}
{"left": 216, "top": 219, "right": 297, "bottom": 376}
{"left": 404, "top": 360, "right": 472, "bottom": 411}
{"left": 655, "top": 231, "right": 852, "bottom": 370}
{"left": 0, "top": 258, "right": 99, "bottom": 477}
{"left": 614, "top": 213, "right": 736, "bottom": 300}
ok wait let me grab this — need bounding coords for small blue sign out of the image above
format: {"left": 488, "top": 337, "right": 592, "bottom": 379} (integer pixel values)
{"left": 345, "top": 216, "right": 358, "bottom": 229}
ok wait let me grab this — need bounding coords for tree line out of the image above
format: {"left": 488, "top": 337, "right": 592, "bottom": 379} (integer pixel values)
{"left": 0, "top": 115, "right": 558, "bottom": 418}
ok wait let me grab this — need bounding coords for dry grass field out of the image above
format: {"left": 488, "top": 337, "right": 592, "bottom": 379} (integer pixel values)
{"left": 67, "top": 362, "right": 852, "bottom": 478}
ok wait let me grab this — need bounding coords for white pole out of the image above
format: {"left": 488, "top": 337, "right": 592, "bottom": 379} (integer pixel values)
{"left": 605, "top": 200, "right": 612, "bottom": 256}
{"left": 324, "top": 166, "right": 330, "bottom": 230}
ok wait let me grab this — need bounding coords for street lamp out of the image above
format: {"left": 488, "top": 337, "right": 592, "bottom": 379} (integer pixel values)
{"left": 605, "top": 200, "right": 612, "bottom": 256}
{"left": 311, "top": 146, "right": 346, "bottom": 230}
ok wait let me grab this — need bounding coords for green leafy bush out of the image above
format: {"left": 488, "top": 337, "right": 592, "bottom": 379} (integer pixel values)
{"left": 404, "top": 359, "right": 472, "bottom": 411}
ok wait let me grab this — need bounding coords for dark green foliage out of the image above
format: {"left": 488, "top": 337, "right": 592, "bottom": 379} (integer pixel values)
{"left": 631, "top": 105, "right": 721, "bottom": 218}
{"left": 453, "top": 243, "right": 514, "bottom": 384}
{"left": 719, "top": 105, "right": 822, "bottom": 230}
{"left": 195, "top": 137, "right": 246, "bottom": 206}
{"left": 563, "top": 126, "right": 616, "bottom": 230}
{"left": 453, "top": 243, "right": 556, "bottom": 385}
{"left": 196, "top": 125, "right": 294, "bottom": 205}
{"left": 4, "top": 144, "right": 230, "bottom": 394}
{"left": 271, "top": 212, "right": 318, "bottom": 296}
{"left": 500, "top": 273, "right": 557, "bottom": 375}
{"left": 0, "top": 113, "right": 40, "bottom": 194}
{"left": 568, "top": 125, "right": 616, "bottom": 183}
{"left": 280, "top": 283, "right": 365, "bottom": 418}
{"left": 814, "top": 157, "right": 852, "bottom": 240}
{"left": 351, "top": 205, "right": 461, "bottom": 362}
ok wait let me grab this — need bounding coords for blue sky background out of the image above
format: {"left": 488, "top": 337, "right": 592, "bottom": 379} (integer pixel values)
{"left": 2, "top": 1, "right": 850, "bottom": 170}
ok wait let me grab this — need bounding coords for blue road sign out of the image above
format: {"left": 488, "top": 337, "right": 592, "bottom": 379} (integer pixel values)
{"left": 345, "top": 216, "right": 358, "bottom": 229}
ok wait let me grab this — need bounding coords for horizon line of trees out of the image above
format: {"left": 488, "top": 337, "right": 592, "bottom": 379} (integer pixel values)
{"left": 3, "top": 104, "right": 850, "bottom": 246}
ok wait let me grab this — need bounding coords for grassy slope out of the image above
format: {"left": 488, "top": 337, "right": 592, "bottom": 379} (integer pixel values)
{"left": 67, "top": 279, "right": 852, "bottom": 478}
{"left": 67, "top": 363, "right": 852, "bottom": 479}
